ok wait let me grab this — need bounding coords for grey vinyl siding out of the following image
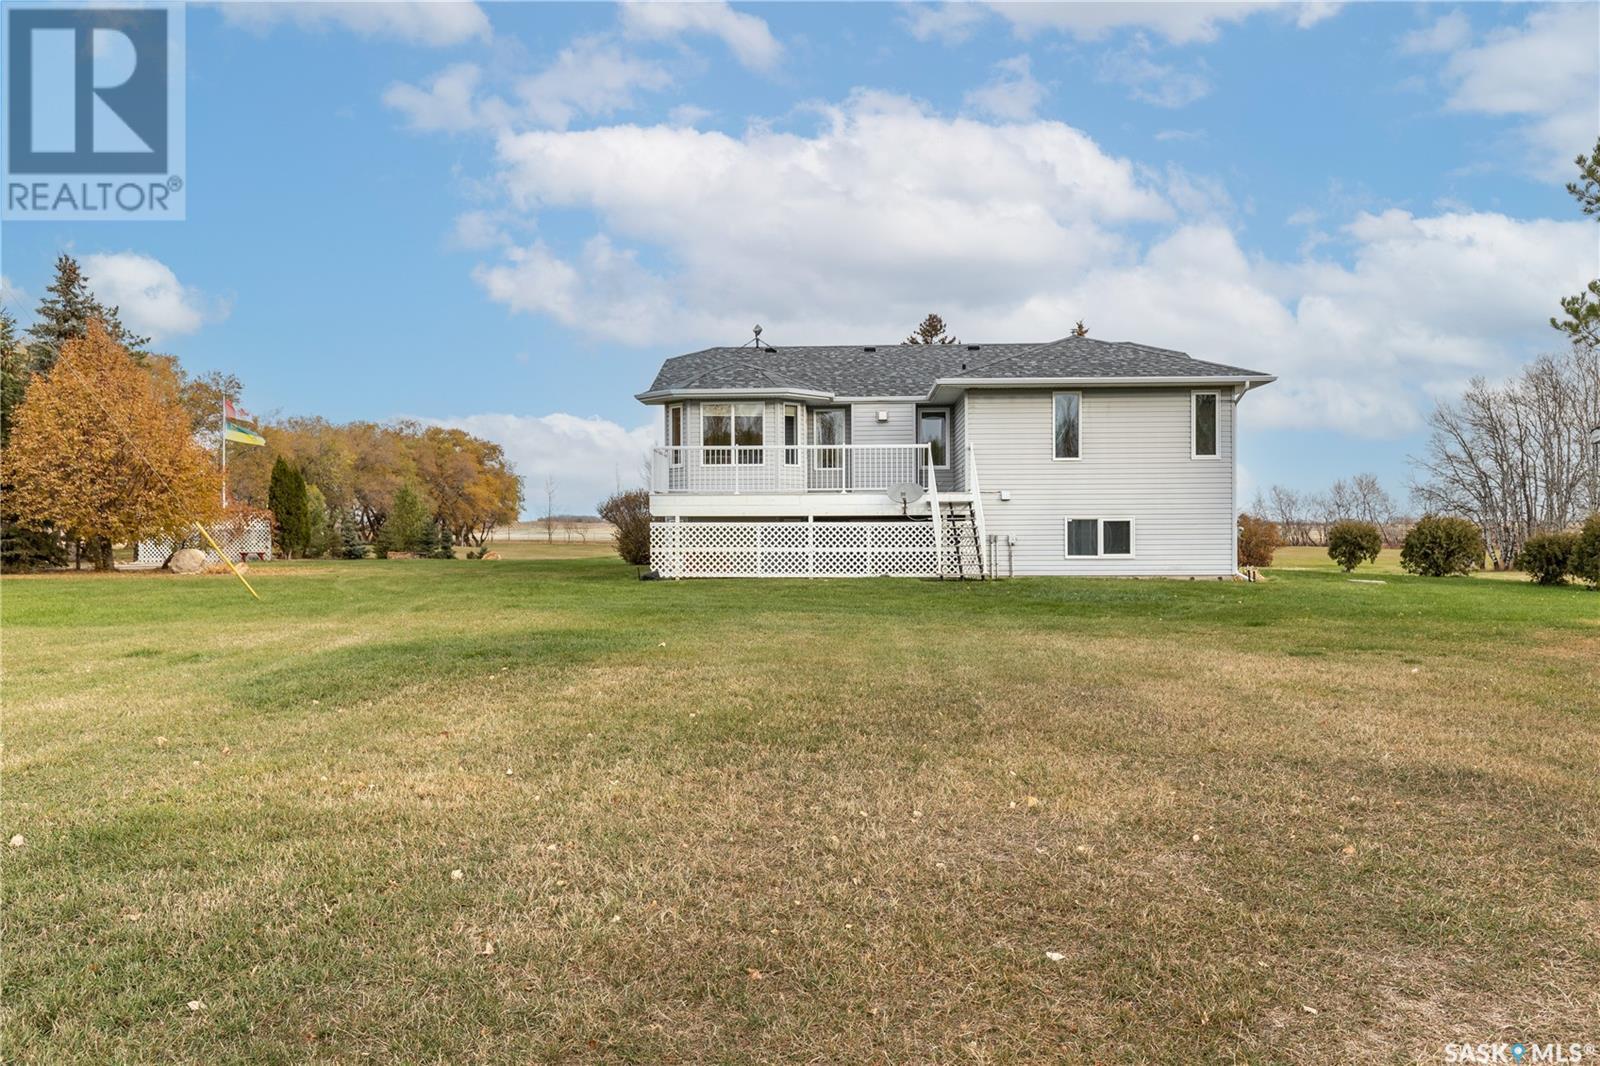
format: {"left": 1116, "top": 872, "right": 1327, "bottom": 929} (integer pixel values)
{"left": 947, "top": 395, "right": 967, "bottom": 492}
{"left": 964, "top": 387, "right": 1236, "bottom": 576}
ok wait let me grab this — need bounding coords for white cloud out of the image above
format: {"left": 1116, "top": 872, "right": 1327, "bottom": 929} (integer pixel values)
{"left": 991, "top": 1, "right": 1340, "bottom": 45}
{"left": 218, "top": 0, "right": 490, "bottom": 47}
{"left": 477, "top": 92, "right": 1168, "bottom": 345}
{"left": 385, "top": 38, "right": 673, "bottom": 133}
{"left": 619, "top": 1, "right": 781, "bottom": 72}
{"left": 80, "top": 253, "right": 227, "bottom": 341}
{"left": 1425, "top": 4, "right": 1599, "bottom": 177}
{"left": 517, "top": 36, "right": 673, "bottom": 129}
{"left": 963, "top": 54, "right": 1045, "bottom": 121}
{"left": 1098, "top": 36, "right": 1211, "bottom": 108}
{"left": 424, "top": 412, "right": 656, "bottom": 516}
{"left": 1066, "top": 211, "right": 1592, "bottom": 435}
{"left": 383, "top": 62, "right": 506, "bottom": 132}
{"left": 1154, "top": 128, "right": 1205, "bottom": 143}
{"left": 443, "top": 91, "right": 1592, "bottom": 438}
{"left": 1398, "top": 10, "right": 1470, "bottom": 55}
{"left": 902, "top": 2, "right": 989, "bottom": 44}
{"left": 0, "top": 275, "right": 22, "bottom": 308}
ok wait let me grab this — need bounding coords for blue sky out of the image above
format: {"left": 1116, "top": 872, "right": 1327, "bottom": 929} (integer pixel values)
{"left": 2, "top": 0, "right": 1596, "bottom": 514}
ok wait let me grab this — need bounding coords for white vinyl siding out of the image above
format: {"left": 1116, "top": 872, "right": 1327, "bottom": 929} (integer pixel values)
{"left": 965, "top": 387, "right": 1236, "bottom": 576}
{"left": 850, "top": 402, "right": 915, "bottom": 448}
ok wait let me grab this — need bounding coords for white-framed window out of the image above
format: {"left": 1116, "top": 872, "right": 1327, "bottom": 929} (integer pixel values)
{"left": 1053, "top": 391, "right": 1081, "bottom": 460}
{"left": 783, "top": 404, "right": 800, "bottom": 465}
{"left": 917, "top": 407, "right": 950, "bottom": 468}
{"left": 666, "top": 403, "right": 684, "bottom": 465}
{"left": 702, "top": 402, "right": 765, "bottom": 465}
{"left": 1064, "top": 517, "right": 1135, "bottom": 558}
{"left": 1191, "top": 391, "right": 1219, "bottom": 459}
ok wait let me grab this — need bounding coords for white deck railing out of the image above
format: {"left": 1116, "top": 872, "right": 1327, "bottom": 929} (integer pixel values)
{"left": 650, "top": 444, "right": 942, "bottom": 495}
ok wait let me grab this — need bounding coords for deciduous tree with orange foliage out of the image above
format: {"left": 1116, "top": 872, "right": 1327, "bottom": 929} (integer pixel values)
{"left": 2, "top": 321, "right": 221, "bottom": 570}
{"left": 410, "top": 425, "right": 521, "bottom": 545}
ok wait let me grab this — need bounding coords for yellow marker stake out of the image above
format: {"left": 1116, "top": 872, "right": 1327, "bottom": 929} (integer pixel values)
{"left": 193, "top": 522, "right": 261, "bottom": 600}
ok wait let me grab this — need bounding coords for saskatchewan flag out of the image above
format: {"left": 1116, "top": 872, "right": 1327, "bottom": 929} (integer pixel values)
{"left": 224, "top": 399, "right": 266, "bottom": 446}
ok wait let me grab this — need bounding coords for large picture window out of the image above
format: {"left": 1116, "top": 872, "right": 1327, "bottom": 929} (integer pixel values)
{"left": 1065, "top": 517, "right": 1134, "bottom": 558}
{"left": 702, "top": 402, "right": 764, "bottom": 465}
{"left": 1192, "top": 392, "right": 1218, "bottom": 458}
{"left": 1053, "top": 392, "right": 1081, "bottom": 460}
{"left": 917, "top": 409, "right": 949, "bottom": 468}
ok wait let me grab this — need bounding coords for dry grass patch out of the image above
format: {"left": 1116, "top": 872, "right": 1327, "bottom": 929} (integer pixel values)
{"left": 3, "top": 557, "right": 1596, "bottom": 1062}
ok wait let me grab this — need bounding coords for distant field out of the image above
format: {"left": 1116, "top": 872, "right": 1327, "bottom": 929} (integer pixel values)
{"left": 460, "top": 537, "right": 617, "bottom": 561}
{"left": 3, "top": 557, "right": 1596, "bottom": 1062}
{"left": 1269, "top": 544, "right": 1530, "bottom": 580}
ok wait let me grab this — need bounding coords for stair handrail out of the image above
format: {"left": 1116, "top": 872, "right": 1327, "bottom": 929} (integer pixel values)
{"left": 924, "top": 442, "right": 945, "bottom": 576}
{"left": 965, "top": 443, "right": 989, "bottom": 578}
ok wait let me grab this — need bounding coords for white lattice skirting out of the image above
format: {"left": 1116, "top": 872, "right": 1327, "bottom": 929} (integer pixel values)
{"left": 137, "top": 516, "right": 274, "bottom": 566}
{"left": 651, "top": 520, "right": 940, "bottom": 578}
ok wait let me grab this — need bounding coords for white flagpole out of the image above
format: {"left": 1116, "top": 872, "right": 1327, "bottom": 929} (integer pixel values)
{"left": 221, "top": 397, "right": 228, "bottom": 507}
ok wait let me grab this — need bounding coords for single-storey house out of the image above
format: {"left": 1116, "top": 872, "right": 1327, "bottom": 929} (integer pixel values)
{"left": 637, "top": 332, "right": 1274, "bottom": 578}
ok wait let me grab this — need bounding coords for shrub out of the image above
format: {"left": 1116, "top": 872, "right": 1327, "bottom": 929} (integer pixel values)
{"left": 1399, "top": 514, "right": 1484, "bottom": 577}
{"left": 1326, "top": 520, "right": 1382, "bottom": 572}
{"left": 1237, "top": 513, "right": 1279, "bottom": 568}
{"left": 1572, "top": 513, "right": 1600, "bottom": 590}
{"left": 598, "top": 489, "right": 650, "bottom": 567}
{"left": 1516, "top": 531, "right": 1577, "bottom": 585}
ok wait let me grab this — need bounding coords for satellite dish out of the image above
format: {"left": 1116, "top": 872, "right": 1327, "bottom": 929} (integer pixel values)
{"left": 888, "top": 481, "right": 925, "bottom": 507}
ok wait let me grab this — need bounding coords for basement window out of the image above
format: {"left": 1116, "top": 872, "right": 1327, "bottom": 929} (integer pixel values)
{"left": 1065, "top": 518, "right": 1135, "bottom": 558}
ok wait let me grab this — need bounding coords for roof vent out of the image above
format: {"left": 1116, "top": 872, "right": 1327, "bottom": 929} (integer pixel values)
{"left": 764, "top": 346, "right": 777, "bottom": 353}
{"left": 960, "top": 362, "right": 967, "bottom": 371}
{"left": 863, "top": 346, "right": 876, "bottom": 353}
{"left": 967, "top": 344, "right": 981, "bottom": 351}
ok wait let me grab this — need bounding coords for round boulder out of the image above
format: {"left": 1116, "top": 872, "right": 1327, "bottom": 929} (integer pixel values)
{"left": 168, "top": 547, "right": 207, "bottom": 574}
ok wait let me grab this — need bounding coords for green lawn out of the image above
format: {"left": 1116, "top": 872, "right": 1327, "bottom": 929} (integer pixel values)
{"left": 3, "top": 557, "right": 1597, "bottom": 1062}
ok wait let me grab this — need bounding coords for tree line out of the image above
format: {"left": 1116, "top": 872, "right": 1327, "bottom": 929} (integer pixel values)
{"left": 1, "top": 254, "right": 522, "bottom": 569}
{"left": 225, "top": 417, "right": 522, "bottom": 552}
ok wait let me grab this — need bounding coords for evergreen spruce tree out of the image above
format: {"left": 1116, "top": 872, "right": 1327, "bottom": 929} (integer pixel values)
{"left": 417, "top": 519, "right": 440, "bottom": 559}
{"left": 434, "top": 523, "right": 456, "bottom": 559}
{"left": 338, "top": 518, "right": 369, "bottom": 559}
{"left": 26, "top": 254, "right": 150, "bottom": 374}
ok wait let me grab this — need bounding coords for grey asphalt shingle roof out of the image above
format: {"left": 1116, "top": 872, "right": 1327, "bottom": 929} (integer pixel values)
{"left": 644, "top": 336, "right": 1270, "bottom": 398}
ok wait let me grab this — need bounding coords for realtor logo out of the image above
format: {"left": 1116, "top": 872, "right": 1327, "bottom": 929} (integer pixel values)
{"left": 3, "top": 2, "right": 185, "bottom": 220}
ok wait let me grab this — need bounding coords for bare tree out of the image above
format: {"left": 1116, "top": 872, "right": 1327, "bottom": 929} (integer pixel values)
{"left": 1411, "top": 347, "right": 1600, "bottom": 566}
{"left": 1266, "top": 485, "right": 1308, "bottom": 545}
{"left": 542, "top": 475, "right": 556, "bottom": 544}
